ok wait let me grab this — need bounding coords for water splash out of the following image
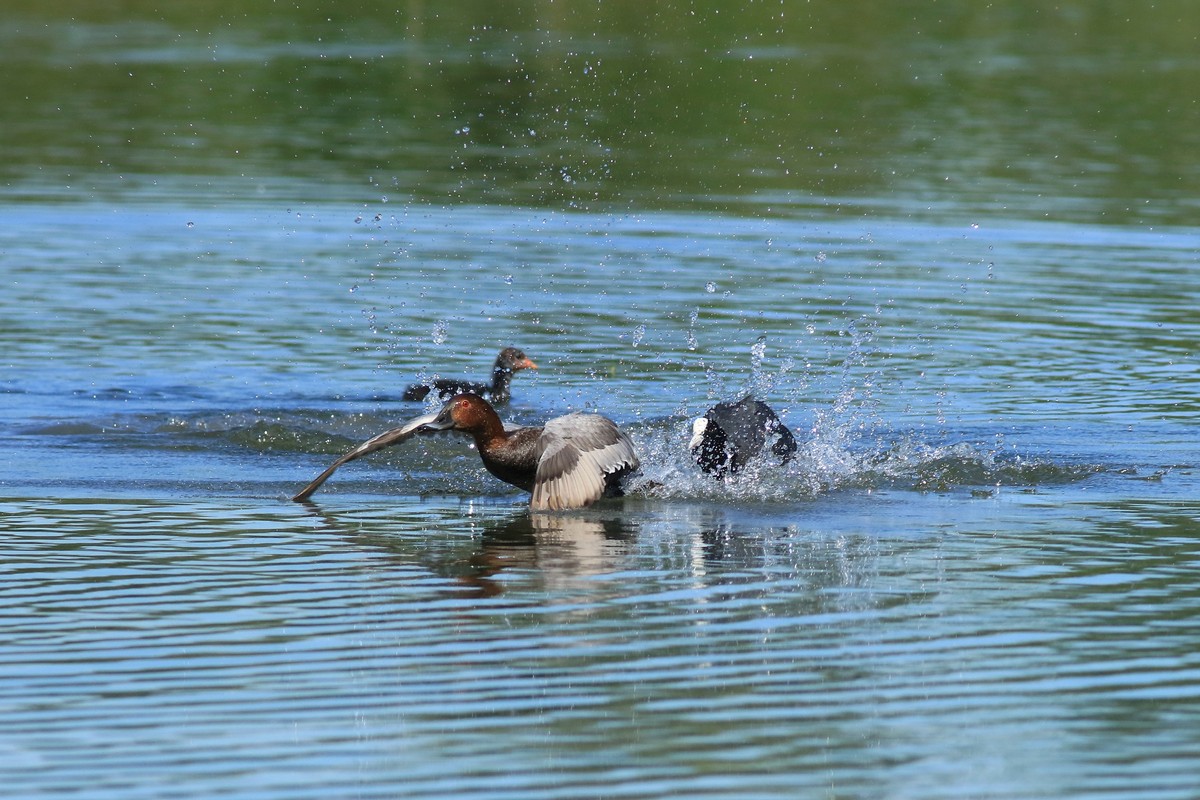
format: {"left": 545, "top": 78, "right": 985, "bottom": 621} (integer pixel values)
{"left": 746, "top": 335, "right": 776, "bottom": 397}
{"left": 627, "top": 411, "right": 1095, "bottom": 506}
{"left": 750, "top": 336, "right": 767, "bottom": 369}
{"left": 432, "top": 320, "right": 449, "bottom": 345}
{"left": 686, "top": 309, "right": 699, "bottom": 351}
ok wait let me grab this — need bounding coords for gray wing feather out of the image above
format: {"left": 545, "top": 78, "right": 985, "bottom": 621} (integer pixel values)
{"left": 292, "top": 411, "right": 439, "bottom": 502}
{"left": 530, "top": 413, "right": 639, "bottom": 510}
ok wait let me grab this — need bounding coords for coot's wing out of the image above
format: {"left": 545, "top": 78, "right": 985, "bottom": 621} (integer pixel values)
{"left": 292, "top": 410, "right": 440, "bottom": 502}
{"left": 753, "top": 399, "right": 797, "bottom": 461}
{"left": 530, "top": 413, "right": 639, "bottom": 511}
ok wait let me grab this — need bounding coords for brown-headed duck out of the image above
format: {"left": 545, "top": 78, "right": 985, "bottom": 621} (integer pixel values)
{"left": 689, "top": 395, "right": 796, "bottom": 480}
{"left": 402, "top": 346, "right": 537, "bottom": 404}
{"left": 294, "top": 392, "right": 639, "bottom": 510}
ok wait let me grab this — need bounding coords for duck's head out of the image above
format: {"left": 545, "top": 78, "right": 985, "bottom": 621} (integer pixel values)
{"left": 392, "top": 392, "right": 494, "bottom": 438}
{"left": 420, "top": 392, "right": 501, "bottom": 434}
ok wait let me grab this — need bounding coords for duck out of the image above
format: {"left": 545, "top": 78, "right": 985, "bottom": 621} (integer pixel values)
{"left": 294, "top": 392, "right": 639, "bottom": 510}
{"left": 401, "top": 346, "right": 537, "bottom": 404}
{"left": 689, "top": 395, "right": 797, "bottom": 480}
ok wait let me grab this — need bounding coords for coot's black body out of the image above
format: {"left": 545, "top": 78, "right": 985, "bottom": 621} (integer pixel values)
{"left": 690, "top": 395, "right": 796, "bottom": 480}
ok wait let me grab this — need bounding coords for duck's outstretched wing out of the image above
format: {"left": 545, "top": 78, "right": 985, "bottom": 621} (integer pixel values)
{"left": 292, "top": 410, "right": 440, "bottom": 502}
{"left": 530, "top": 413, "right": 640, "bottom": 511}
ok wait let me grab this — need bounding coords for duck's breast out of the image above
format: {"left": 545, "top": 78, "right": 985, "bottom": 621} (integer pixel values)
{"left": 477, "top": 425, "right": 541, "bottom": 492}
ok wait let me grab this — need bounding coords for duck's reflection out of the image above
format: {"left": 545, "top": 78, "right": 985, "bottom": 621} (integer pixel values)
{"left": 299, "top": 501, "right": 638, "bottom": 598}
{"left": 458, "top": 512, "right": 638, "bottom": 597}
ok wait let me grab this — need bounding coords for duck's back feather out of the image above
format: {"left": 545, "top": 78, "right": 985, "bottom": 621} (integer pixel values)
{"left": 530, "top": 413, "right": 639, "bottom": 511}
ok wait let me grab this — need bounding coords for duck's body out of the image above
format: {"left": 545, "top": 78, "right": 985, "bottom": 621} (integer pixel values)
{"left": 402, "top": 347, "right": 537, "bottom": 404}
{"left": 294, "top": 393, "right": 639, "bottom": 510}
{"left": 689, "top": 395, "right": 796, "bottom": 480}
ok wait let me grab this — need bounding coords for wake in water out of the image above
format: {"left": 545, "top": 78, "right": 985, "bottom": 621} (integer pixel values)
{"left": 10, "top": 321, "right": 1102, "bottom": 501}
{"left": 12, "top": 393, "right": 1101, "bottom": 502}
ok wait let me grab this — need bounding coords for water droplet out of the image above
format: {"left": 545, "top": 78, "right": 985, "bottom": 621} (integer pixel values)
{"left": 751, "top": 336, "right": 767, "bottom": 365}
{"left": 185, "top": 221, "right": 195, "bottom": 229}
{"left": 349, "top": 284, "right": 358, "bottom": 293}
{"left": 632, "top": 324, "right": 646, "bottom": 347}
{"left": 432, "top": 320, "right": 449, "bottom": 345}
{"left": 504, "top": 275, "right": 514, "bottom": 285}
{"left": 704, "top": 281, "right": 716, "bottom": 293}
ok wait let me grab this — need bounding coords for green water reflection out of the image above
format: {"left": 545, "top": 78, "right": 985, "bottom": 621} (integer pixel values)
{"left": 3, "top": 1, "right": 1198, "bottom": 223}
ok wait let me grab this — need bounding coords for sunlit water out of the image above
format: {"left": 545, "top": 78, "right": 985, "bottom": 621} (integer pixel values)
{"left": 4, "top": 201, "right": 1199, "bottom": 800}
{"left": 4, "top": 5, "right": 1200, "bottom": 799}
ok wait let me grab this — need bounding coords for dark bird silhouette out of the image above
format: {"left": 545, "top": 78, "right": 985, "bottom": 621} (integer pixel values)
{"left": 401, "top": 347, "right": 537, "bottom": 404}
{"left": 294, "top": 393, "right": 639, "bottom": 510}
{"left": 689, "top": 395, "right": 797, "bottom": 480}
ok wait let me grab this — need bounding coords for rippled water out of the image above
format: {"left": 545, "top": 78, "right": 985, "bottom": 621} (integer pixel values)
{"left": 5, "top": 201, "right": 1199, "bottom": 799}
{"left": 4, "top": 4, "right": 1200, "bottom": 799}
{"left": 5, "top": 492, "right": 1200, "bottom": 798}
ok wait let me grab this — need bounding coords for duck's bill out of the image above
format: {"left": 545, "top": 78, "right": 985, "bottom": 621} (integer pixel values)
{"left": 394, "top": 410, "right": 445, "bottom": 436}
